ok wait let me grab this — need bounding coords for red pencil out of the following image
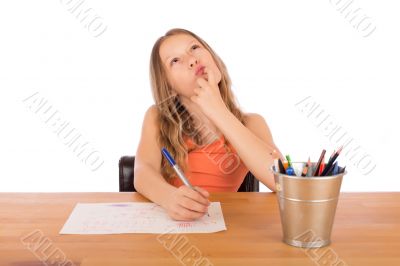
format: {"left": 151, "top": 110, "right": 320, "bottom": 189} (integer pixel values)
{"left": 318, "top": 157, "right": 325, "bottom": 176}
{"left": 313, "top": 149, "right": 326, "bottom": 176}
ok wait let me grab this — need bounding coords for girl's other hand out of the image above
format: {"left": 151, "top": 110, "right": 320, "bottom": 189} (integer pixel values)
{"left": 163, "top": 185, "right": 211, "bottom": 221}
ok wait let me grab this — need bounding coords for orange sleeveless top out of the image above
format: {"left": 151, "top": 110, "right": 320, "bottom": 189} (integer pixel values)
{"left": 169, "top": 135, "right": 248, "bottom": 192}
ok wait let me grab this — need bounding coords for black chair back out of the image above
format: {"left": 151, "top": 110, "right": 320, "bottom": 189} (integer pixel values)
{"left": 119, "top": 156, "right": 259, "bottom": 192}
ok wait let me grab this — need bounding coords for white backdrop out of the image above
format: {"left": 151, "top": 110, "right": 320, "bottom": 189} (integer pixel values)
{"left": 1, "top": 0, "right": 399, "bottom": 192}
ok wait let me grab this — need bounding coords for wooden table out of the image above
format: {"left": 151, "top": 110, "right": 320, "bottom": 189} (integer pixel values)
{"left": 1, "top": 192, "right": 399, "bottom": 266}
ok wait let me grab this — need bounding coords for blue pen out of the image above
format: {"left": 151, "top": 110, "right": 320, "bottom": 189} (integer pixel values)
{"left": 161, "top": 148, "right": 210, "bottom": 216}
{"left": 285, "top": 154, "right": 296, "bottom": 176}
{"left": 162, "top": 148, "right": 194, "bottom": 189}
{"left": 332, "top": 162, "right": 339, "bottom": 175}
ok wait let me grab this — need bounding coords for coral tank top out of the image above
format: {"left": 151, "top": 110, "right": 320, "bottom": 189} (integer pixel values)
{"left": 169, "top": 134, "right": 248, "bottom": 192}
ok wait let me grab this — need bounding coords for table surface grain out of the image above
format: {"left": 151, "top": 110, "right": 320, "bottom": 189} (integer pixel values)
{"left": 1, "top": 192, "right": 399, "bottom": 266}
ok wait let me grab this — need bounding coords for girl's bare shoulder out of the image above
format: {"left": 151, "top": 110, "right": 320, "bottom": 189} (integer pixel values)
{"left": 243, "top": 112, "right": 266, "bottom": 125}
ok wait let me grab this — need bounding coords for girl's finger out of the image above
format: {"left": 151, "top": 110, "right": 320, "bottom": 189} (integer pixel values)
{"left": 172, "top": 206, "right": 206, "bottom": 221}
{"left": 193, "top": 186, "right": 210, "bottom": 199}
{"left": 196, "top": 78, "right": 208, "bottom": 88}
{"left": 180, "top": 186, "right": 210, "bottom": 206}
{"left": 190, "top": 95, "right": 198, "bottom": 103}
{"left": 178, "top": 197, "right": 208, "bottom": 214}
{"left": 193, "top": 87, "right": 201, "bottom": 95}
{"left": 204, "top": 67, "right": 216, "bottom": 85}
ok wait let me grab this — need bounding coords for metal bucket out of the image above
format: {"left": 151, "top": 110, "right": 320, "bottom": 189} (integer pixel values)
{"left": 272, "top": 162, "right": 346, "bottom": 248}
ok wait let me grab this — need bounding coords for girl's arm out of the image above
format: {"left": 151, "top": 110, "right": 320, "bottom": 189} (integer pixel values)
{"left": 213, "top": 111, "right": 283, "bottom": 191}
{"left": 134, "top": 106, "right": 172, "bottom": 204}
{"left": 191, "top": 69, "right": 283, "bottom": 191}
{"left": 134, "top": 106, "right": 210, "bottom": 220}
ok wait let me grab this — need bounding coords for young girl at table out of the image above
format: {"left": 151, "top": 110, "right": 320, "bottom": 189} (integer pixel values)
{"left": 134, "top": 28, "right": 283, "bottom": 221}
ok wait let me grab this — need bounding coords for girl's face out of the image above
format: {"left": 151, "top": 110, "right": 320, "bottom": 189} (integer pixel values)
{"left": 160, "top": 34, "right": 222, "bottom": 98}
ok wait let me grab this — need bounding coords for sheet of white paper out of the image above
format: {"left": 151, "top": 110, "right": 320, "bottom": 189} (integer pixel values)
{"left": 59, "top": 202, "right": 226, "bottom": 234}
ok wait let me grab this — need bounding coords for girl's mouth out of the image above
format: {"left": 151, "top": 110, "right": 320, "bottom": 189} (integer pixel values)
{"left": 195, "top": 66, "right": 205, "bottom": 76}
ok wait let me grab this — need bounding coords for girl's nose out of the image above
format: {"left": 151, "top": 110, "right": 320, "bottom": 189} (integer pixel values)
{"left": 189, "top": 57, "right": 198, "bottom": 68}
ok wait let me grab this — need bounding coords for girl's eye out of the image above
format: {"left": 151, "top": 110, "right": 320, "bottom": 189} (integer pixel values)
{"left": 192, "top": 44, "right": 200, "bottom": 50}
{"left": 170, "top": 58, "right": 179, "bottom": 65}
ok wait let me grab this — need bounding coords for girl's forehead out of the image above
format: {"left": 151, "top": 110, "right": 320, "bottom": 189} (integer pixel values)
{"left": 160, "top": 34, "right": 198, "bottom": 60}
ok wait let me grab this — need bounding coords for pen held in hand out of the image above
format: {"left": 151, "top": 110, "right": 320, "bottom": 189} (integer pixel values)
{"left": 161, "top": 147, "right": 210, "bottom": 217}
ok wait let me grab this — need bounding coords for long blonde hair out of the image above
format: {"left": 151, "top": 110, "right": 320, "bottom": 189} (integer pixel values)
{"left": 149, "top": 28, "right": 245, "bottom": 181}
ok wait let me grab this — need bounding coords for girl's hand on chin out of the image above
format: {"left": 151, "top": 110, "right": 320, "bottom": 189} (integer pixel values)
{"left": 190, "top": 67, "right": 227, "bottom": 118}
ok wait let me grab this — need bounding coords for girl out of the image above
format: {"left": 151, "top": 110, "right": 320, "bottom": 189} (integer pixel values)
{"left": 134, "top": 28, "right": 283, "bottom": 221}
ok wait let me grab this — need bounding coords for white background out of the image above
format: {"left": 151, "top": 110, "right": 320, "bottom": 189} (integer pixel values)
{"left": 1, "top": 0, "right": 399, "bottom": 192}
